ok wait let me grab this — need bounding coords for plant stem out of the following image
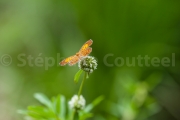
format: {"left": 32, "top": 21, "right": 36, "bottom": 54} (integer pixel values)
{"left": 78, "top": 72, "right": 87, "bottom": 98}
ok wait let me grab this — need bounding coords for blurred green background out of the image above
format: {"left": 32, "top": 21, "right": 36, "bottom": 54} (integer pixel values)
{"left": 0, "top": 0, "right": 180, "bottom": 120}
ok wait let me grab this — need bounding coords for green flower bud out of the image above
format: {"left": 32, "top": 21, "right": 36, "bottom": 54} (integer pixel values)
{"left": 78, "top": 56, "right": 97, "bottom": 73}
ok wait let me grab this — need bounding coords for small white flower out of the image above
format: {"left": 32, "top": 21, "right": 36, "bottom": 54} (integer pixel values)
{"left": 68, "top": 95, "right": 86, "bottom": 110}
{"left": 78, "top": 56, "right": 97, "bottom": 73}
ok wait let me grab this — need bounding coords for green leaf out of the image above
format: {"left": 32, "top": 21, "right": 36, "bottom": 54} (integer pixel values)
{"left": 27, "top": 106, "right": 55, "bottom": 119}
{"left": 84, "top": 96, "right": 104, "bottom": 112}
{"left": 60, "top": 95, "right": 66, "bottom": 119}
{"left": 51, "top": 97, "right": 57, "bottom": 113}
{"left": 79, "top": 112, "right": 93, "bottom": 120}
{"left": 27, "top": 111, "right": 43, "bottom": 119}
{"left": 51, "top": 95, "right": 66, "bottom": 120}
{"left": 34, "top": 93, "right": 52, "bottom": 109}
{"left": 74, "top": 69, "right": 83, "bottom": 83}
{"left": 27, "top": 106, "right": 45, "bottom": 119}
{"left": 86, "top": 73, "right": 89, "bottom": 79}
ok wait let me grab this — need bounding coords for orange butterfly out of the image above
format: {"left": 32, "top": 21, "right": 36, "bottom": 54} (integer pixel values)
{"left": 60, "top": 39, "right": 93, "bottom": 66}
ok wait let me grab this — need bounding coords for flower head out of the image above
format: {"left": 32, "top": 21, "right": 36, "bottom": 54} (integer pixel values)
{"left": 78, "top": 56, "right": 97, "bottom": 73}
{"left": 68, "top": 95, "right": 86, "bottom": 110}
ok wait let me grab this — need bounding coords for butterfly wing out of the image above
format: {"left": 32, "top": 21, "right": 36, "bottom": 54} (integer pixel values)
{"left": 69, "top": 55, "right": 80, "bottom": 66}
{"left": 79, "top": 39, "right": 93, "bottom": 52}
{"left": 79, "top": 47, "right": 92, "bottom": 57}
{"left": 79, "top": 39, "right": 93, "bottom": 57}
{"left": 59, "top": 56, "right": 73, "bottom": 66}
